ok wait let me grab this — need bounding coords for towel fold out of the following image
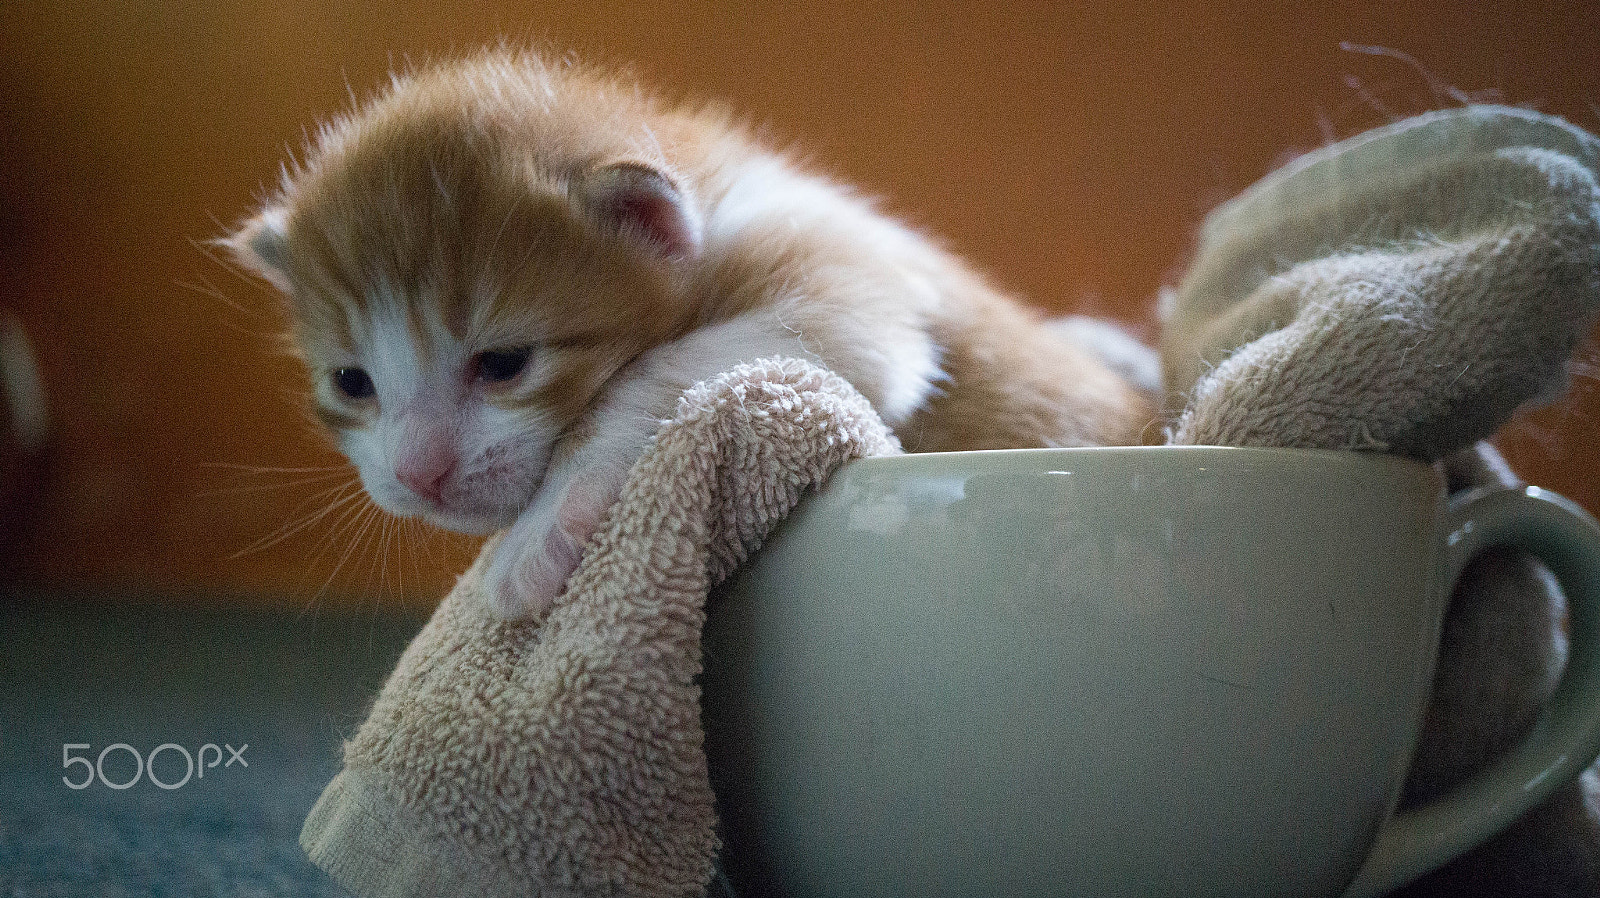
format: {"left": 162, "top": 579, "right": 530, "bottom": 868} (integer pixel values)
{"left": 1162, "top": 105, "right": 1600, "bottom": 458}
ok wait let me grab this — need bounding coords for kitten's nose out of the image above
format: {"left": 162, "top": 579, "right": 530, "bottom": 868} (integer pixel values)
{"left": 396, "top": 446, "right": 456, "bottom": 505}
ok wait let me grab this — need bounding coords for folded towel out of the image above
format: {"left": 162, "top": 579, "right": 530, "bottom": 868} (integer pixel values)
{"left": 300, "top": 358, "right": 899, "bottom": 897}
{"left": 1162, "top": 105, "right": 1600, "bottom": 458}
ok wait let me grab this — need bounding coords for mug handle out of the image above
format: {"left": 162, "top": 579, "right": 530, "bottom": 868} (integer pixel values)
{"left": 1342, "top": 486, "right": 1600, "bottom": 898}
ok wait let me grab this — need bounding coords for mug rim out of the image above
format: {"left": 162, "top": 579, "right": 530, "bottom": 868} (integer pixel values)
{"left": 851, "top": 443, "right": 1437, "bottom": 479}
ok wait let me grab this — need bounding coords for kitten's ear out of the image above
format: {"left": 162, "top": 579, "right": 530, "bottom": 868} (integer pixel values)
{"left": 220, "top": 206, "right": 294, "bottom": 292}
{"left": 574, "top": 161, "right": 703, "bottom": 261}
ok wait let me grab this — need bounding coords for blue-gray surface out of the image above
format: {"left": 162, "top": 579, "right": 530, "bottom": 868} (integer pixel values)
{"left": 0, "top": 589, "right": 426, "bottom": 898}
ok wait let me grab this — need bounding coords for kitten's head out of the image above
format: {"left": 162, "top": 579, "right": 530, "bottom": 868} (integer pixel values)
{"left": 224, "top": 54, "right": 705, "bottom": 533}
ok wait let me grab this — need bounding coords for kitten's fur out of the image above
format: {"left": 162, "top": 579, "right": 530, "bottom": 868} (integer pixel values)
{"left": 226, "top": 50, "right": 1153, "bottom": 619}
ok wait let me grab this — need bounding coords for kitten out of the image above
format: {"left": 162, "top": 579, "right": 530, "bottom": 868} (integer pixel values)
{"left": 224, "top": 50, "right": 1153, "bottom": 620}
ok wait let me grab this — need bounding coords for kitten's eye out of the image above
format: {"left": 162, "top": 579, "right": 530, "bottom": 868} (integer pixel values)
{"left": 332, "top": 367, "right": 376, "bottom": 400}
{"left": 474, "top": 347, "right": 533, "bottom": 384}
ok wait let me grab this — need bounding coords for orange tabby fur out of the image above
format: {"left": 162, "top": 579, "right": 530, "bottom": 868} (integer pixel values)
{"left": 227, "top": 50, "right": 1154, "bottom": 618}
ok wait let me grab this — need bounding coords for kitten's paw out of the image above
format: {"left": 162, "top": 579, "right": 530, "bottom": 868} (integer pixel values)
{"left": 482, "top": 530, "right": 581, "bottom": 621}
{"left": 479, "top": 477, "right": 619, "bottom": 621}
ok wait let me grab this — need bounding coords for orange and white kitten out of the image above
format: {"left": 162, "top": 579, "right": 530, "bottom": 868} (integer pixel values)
{"left": 225, "top": 51, "right": 1153, "bottom": 620}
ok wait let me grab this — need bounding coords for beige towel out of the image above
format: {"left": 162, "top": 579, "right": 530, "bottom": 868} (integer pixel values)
{"left": 300, "top": 358, "right": 899, "bottom": 897}
{"left": 1163, "top": 105, "right": 1600, "bottom": 459}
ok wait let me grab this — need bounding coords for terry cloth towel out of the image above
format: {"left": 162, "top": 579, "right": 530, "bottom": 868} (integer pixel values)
{"left": 300, "top": 358, "right": 899, "bottom": 898}
{"left": 1161, "top": 104, "right": 1600, "bottom": 458}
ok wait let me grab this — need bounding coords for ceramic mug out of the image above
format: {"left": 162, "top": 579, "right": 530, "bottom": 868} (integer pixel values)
{"left": 700, "top": 446, "right": 1600, "bottom": 897}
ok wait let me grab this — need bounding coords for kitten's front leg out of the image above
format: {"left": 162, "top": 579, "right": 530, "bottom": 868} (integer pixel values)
{"left": 480, "top": 450, "right": 628, "bottom": 621}
{"left": 476, "top": 353, "right": 687, "bottom": 621}
{"left": 478, "top": 312, "right": 834, "bottom": 621}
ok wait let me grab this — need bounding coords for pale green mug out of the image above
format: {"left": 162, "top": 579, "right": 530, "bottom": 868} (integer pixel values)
{"left": 701, "top": 446, "right": 1600, "bottom": 897}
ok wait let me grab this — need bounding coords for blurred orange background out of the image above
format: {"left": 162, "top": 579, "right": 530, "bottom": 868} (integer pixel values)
{"left": 2, "top": 1, "right": 1597, "bottom": 607}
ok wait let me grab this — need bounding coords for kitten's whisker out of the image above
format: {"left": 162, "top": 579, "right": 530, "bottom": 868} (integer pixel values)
{"left": 235, "top": 492, "right": 364, "bottom": 562}
{"left": 173, "top": 281, "right": 264, "bottom": 341}
{"left": 301, "top": 495, "right": 375, "bottom": 601}
{"left": 203, "top": 462, "right": 351, "bottom": 474}
{"left": 192, "top": 233, "right": 283, "bottom": 295}
{"left": 380, "top": 515, "right": 396, "bottom": 604}
{"left": 403, "top": 517, "right": 428, "bottom": 600}
{"left": 286, "top": 483, "right": 376, "bottom": 614}
{"left": 310, "top": 487, "right": 380, "bottom": 566}
{"left": 173, "top": 270, "right": 262, "bottom": 319}
{"left": 367, "top": 512, "right": 390, "bottom": 601}
{"left": 232, "top": 482, "right": 367, "bottom": 558}
{"left": 408, "top": 516, "right": 445, "bottom": 581}
{"left": 302, "top": 499, "right": 378, "bottom": 612}
{"left": 319, "top": 501, "right": 386, "bottom": 603}
{"left": 199, "top": 470, "right": 355, "bottom": 497}
{"left": 245, "top": 481, "right": 364, "bottom": 554}
{"left": 383, "top": 514, "right": 402, "bottom": 602}
{"left": 283, "top": 478, "right": 369, "bottom": 518}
